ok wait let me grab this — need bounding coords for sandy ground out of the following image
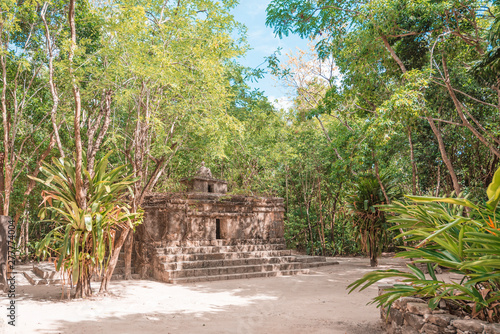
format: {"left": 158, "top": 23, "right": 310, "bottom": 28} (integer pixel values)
{"left": 0, "top": 255, "right": 411, "bottom": 334}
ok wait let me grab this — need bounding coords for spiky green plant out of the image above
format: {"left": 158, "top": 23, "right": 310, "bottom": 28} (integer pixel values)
{"left": 31, "top": 153, "right": 142, "bottom": 298}
{"left": 348, "top": 169, "right": 500, "bottom": 322}
{"left": 346, "top": 174, "right": 400, "bottom": 266}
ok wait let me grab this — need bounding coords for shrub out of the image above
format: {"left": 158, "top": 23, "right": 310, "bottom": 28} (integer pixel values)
{"left": 348, "top": 169, "right": 500, "bottom": 322}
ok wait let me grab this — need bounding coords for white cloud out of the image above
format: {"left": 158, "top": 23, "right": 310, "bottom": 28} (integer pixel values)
{"left": 269, "top": 96, "right": 293, "bottom": 111}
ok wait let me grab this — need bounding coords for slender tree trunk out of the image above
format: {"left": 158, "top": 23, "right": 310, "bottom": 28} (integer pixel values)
{"left": 0, "top": 153, "right": 4, "bottom": 214}
{"left": 68, "top": 0, "right": 86, "bottom": 211}
{"left": 330, "top": 190, "right": 340, "bottom": 246}
{"left": 123, "top": 231, "right": 133, "bottom": 280}
{"left": 381, "top": 35, "right": 407, "bottom": 73}
{"left": 317, "top": 176, "right": 325, "bottom": 255}
{"left": 372, "top": 151, "right": 390, "bottom": 204}
{"left": 1, "top": 47, "right": 12, "bottom": 216}
{"left": 380, "top": 36, "right": 461, "bottom": 196}
{"left": 41, "top": 3, "right": 64, "bottom": 158}
{"left": 99, "top": 226, "right": 130, "bottom": 293}
{"left": 408, "top": 126, "right": 417, "bottom": 195}
{"left": 441, "top": 57, "right": 500, "bottom": 159}
{"left": 435, "top": 165, "right": 441, "bottom": 196}
{"left": 427, "top": 117, "right": 461, "bottom": 194}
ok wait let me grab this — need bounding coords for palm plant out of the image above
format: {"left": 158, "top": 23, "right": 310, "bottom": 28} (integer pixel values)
{"left": 31, "top": 153, "right": 142, "bottom": 298}
{"left": 348, "top": 169, "right": 500, "bottom": 322}
{"left": 346, "top": 173, "right": 400, "bottom": 266}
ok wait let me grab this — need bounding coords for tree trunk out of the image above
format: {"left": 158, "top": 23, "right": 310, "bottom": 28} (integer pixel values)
{"left": 435, "top": 165, "right": 441, "bottom": 196}
{"left": 372, "top": 151, "right": 390, "bottom": 204}
{"left": 123, "top": 231, "right": 133, "bottom": 280}
{"left": 408, "top": 126, "right": 417, "bottom": 195}
{"left": 317, "top": 176, "right": 325, "bottom": 255}
{"left": 68, "top": 0, "right": 86, "bottom": 210}
{"left": 427, "top": 117, "right": 461, "bottom": 195}
{"left": 99, "top": 227, "right": 130, "bottom": 294}
{"left": 441, "top": 57, "right": 500, "bottom": 159}
{"left": 74, "top": 272, "right": 92, "bottom": 298}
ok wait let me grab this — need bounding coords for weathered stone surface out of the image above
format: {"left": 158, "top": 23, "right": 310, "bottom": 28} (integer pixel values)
{"left": 390, "top": 307, "right": 404, "bottom": 326}
{"left": 401, "top": 325, "right": 418, "bottom": 334}
{"left": 484, "top": 323, "right": 500, "bottom": 334}
{"left": 404, "top": 313, "right": 425, "bottom": 330}
{"left": 393, "top": 297, "right": 426, "bottom": 310}
{"left": 421, "top": 322, "right": 443, "bottom": 334}
{"left": 424, "top": 313, "right": 458, "bottom": 327}
{"left": 451, "top": 319, "right": 487, "bottom": 333}
{"left": 141, "top": 193, "right": 285, "bottom": 243}
{"left": 391, "top": 321, "right": 402, "bottom": 334}
{"left": 407, "top": 302, "right": 431, "bottom": 315}
{"left": 443, "top": 327, "right": 457, "bottom": 334}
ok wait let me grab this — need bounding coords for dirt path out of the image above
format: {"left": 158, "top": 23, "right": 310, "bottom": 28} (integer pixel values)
{"left": 0, "top": 256, "right": 408, "bottom": 334}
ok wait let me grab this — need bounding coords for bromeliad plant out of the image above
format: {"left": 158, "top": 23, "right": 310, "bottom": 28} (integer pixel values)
{"left": 31, "top": 153, "right": 142, "bottom": 298}
{"left": 346, "top": 174, "right": 400, "bottom": 267}
{"left": 348, "top": 169, "right": 500, "bottom": 322}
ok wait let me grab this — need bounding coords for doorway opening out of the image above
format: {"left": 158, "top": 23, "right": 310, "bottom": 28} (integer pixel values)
{"left": 216, "top": 219, "right": 221, "bottom": 239}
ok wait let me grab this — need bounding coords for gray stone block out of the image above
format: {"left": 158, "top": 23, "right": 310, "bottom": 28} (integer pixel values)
{"left": 393, "top": 297, "right": 426, "bottom": 310}
{"left": 390, "top": 307, "right": 404, "bottom": 326}
{"left": 452, "top": 319, "right": 487, "bottom": 333}
{"left": 401, "top": 325, "right": 418, "bottom": 334}
{"left": 404, "top": 313, "right": 425, "bottom": 330}
{"left": 424, "top": 313, "right": 458, "bottom": 327}
{"left": 484, "top": 323, "right": 500, "bottom": 334}
{"left": 421, "top": 322, "right": 442, "bottom": 334}
{"left": 407, "top": 302, "right": 431, "bottom": 315}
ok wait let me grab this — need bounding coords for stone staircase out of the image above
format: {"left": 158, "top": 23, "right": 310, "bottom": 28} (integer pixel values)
{"left": 23, "top": 251, "right": 138, "bottom": 285}
{"left": 22, "top": 240, "right": 338, "bottom": 285}
{"left": 23, "top": 262, "right": 64, "bottom": 285}
{"left": 151, "top": 238, "right": 337, "bottom": 284}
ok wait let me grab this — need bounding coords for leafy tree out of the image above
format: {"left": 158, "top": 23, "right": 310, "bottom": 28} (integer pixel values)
{"left": 32, "top": 154, "right": 142, "bottom": 298}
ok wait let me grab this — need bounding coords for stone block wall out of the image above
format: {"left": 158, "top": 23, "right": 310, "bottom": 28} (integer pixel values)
{"left": 378, "top": 287, "right": 500, "bottom": 334}
{"left": 139, "top": 193, "right": 284, "bottom": 243}
{"left": 132, "top": 192, "right": 285, "bottom": 278}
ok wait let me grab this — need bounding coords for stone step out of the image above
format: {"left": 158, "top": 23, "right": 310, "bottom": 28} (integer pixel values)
{"left": 158, "top": 244, "right": 286, "bottom": 255}
{"left": 161, "top": 256, "right": 297, "bottom": 270}
{"left": 33, "top": 263, "right": 62, "bottom": 279}
{"left": 158, "top": 238, "right": 286, "bottom": 248}
{"left": 302, "top": 261, "right": 339, "bottom": 268}
{"left": 92, "top": 273, "right": 141, "bottom": 281}
{"left": 170, "top": 268, "right": 311, "bottom": 284}
{"left": 23, "top": 270, "right": 63, "bottom": 285}
{"left": 292, "top": 256, "right": 327, "bottom": 263}
{"left": 157, "top": 249, "right": 292, "bottom": 262}
{"left": 166, "top": 262, "right": 306, "bottom": 279}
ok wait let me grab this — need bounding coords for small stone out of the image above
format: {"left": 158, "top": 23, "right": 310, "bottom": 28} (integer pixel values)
{"left": 452, "top": 319, "right": 487, "bottom": 333}
{"left": 404, "top": 313, "right": 425, "bottom": 330}
{"left": 484, "top": 323, "right": 500, "bottom": 334}
{"left": 401, "top": 325, "right": 418, "bottom": 334}
{"left": 420, "top": 323, "right": 442, "bottom": 334}
{"left": 379, "top": 284, "right": 395, "bottom": 296}
{"left": 394, "top": 297, "right": 426, "bottom": 310}
{"left": 390, "top": 308, "right": 404, "bottom": 326}
{"left": 407, "top": 302, "right": 431, "bottom": 315}
{"left": 443, "top": 328, "right": 457, "bottom": 334}
{"left": 439, "top": 300, "right": 447, "bottom": 309}
{"left": 432, "top": 309, "right": 447, "bottom": 314}
{"left": 392, "top": 321, "right": 403, "bottom": 334}
{"left": 424, "top": 313, "right": 458, "bottom": 327}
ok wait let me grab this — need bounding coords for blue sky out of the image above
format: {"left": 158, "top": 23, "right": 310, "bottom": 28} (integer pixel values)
{"left": 231, "top": 1, "right": 310, "bottom": 109}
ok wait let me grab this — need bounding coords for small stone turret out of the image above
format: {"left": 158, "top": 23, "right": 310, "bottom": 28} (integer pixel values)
{"left": 180, "top": 162, "right": 227, "bottom": 194}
